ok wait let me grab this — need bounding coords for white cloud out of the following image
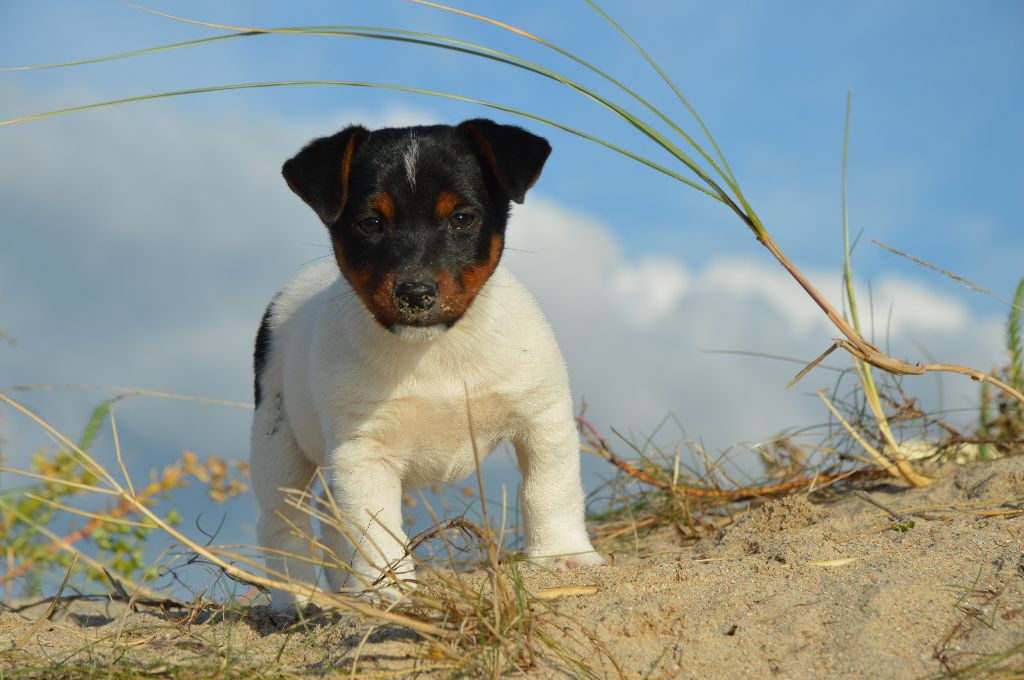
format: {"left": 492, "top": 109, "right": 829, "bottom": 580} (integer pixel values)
{"left": 699, "top": 258, "right": 844, "bottom": 335}
{"left": 609, "top": 258, "right": 690, "bottom": 328}
{"left": 506, "top": 196, "right": 1004, "bottom": 472}
{"left": 871, "top": 277, "right": 970, "bottom": 334}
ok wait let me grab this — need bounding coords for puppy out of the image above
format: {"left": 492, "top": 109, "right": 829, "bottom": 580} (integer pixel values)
{"left": 251, "top": 119, "right": 603, "bottom": 610}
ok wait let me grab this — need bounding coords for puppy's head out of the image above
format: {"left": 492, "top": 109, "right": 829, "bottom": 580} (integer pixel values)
{"left": 282, "top": 119, "right": 550, "bottom": 339}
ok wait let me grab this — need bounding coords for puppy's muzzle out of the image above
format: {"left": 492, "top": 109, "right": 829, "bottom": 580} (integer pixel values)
{"left": 394, "top": 280, "right": 438, "bottom": 319}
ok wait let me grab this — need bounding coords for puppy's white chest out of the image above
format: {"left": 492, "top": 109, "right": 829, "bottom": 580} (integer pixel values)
{"left": 359, "top": 390, "right": 517, "bottom": 486}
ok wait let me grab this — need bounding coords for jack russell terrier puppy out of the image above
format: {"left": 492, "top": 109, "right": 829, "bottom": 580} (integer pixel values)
{"left": 251, "top": 119, "right": 603, "bottom": 610}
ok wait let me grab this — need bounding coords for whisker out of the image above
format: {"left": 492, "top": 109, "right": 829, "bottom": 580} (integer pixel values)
{"left": 300, "top": 254, "right": 333, "bottom": 267}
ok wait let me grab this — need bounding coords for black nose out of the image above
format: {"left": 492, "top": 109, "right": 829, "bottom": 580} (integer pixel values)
{"left": 394, "top": 281, "right": 438, "bottom": 313}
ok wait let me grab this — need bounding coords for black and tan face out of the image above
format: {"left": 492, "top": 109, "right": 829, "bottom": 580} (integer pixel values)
{"left": 282, "top": 119, "right": 550, "bottom": 338}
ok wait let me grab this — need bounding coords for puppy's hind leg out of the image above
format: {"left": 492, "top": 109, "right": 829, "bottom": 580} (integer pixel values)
{"left": 251, "top": 402, "right": 318, "bottom": 612}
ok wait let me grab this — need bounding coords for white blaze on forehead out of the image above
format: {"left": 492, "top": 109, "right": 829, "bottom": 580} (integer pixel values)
{"left": 402, "top": 133, "right": 419, "bottom": 190}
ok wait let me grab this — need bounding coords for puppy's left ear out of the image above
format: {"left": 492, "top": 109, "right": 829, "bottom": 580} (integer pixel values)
{"left": 458, "top": 119, "right": 551, "bottom": 204}
{"left": 282, "top": 125, "right": 368, "bottom": 225}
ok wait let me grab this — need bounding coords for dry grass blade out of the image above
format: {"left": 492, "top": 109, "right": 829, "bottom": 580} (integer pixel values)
{"left": 787, "top": 342, "right": 842, "bottom": 388}
{"left": 14, "top": 553, "right": 78, "bottom": 651}
{"left": 872, "top": 239, "right": 1022, "bottom": 311}
{"left": 2, "top": 383, "right": 255, "bottom": 409}
{"left": 533, "top": 586, "right": 599, "bottom": 600}
{"left": 19, "top": 493, "right": 154, "bottom": 529}
{"left": 804, "top": 557, "right": 857, "bottom": 567}
{"left": 853, "top": 490, "right": 907, "bottom": 521}
{"left": 0, "top": 32, "right": 253, "bottom": 71}
{"left": 0, "top": 466, "right": 118, "bottom": 495}
{"left": 817, "top": 390, "right": 930, "bottom": 486}
{"left": 108, "top": 402, "right": 135, "bottom": 497}
{"left": 579, "top": 416, "right": 886, "bottom": 499}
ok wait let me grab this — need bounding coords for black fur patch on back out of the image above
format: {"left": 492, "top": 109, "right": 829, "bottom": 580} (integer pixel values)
{"left": 253, "top": 299, "right": 276, "bottom": 408}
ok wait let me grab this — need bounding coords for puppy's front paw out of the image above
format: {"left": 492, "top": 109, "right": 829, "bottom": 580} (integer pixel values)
{"left": 346, "top": 580, "right": 416, "bottom": 606}
{"left": 552, "top": 551, "right": 607, "bottom": 572}
{"left": 526, "top": 549, "right": 606, "bottom": 572}
{"left": 339, "top": 563, "right": 418, "bottom": 606}
{"left": 268, "top": 588, "right": 304, "bottom": 614}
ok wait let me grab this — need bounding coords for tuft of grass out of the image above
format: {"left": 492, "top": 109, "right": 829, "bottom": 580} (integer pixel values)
{"left": 931, "top": 568, "right": 1023, "bottom": 679}
{"left": 578, "top": 411, "right": 894, "bottom": 554}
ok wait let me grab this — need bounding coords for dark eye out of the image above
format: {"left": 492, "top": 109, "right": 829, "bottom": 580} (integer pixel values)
{"left": 449, "top": 211, "right": 478, "bottom": 232}
{"left": 355, "top": 216, "right": 382, "bottom": 237}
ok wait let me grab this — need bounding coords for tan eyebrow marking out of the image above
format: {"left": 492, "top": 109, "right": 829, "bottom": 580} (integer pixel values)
{"left": 369, "top": 193, "right": 396, "bottom": 219}
{"left": 434, "top": 190, "right": 461, "bottom": 219}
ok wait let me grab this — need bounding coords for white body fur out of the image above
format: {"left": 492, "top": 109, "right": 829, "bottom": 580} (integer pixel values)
{"left": 251, "top": 262, "right": 602, "bottom": 609}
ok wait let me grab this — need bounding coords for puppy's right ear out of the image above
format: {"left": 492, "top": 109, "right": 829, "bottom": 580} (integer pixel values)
{"left": 282, "top": 125, "right": 368, "bottom": 225}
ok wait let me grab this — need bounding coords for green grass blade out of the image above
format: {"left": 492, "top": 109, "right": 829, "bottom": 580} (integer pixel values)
{"left": 1009, "top": 278, "right": 1024, "bottom": 392}
{"left": 842, "top": 91, "right": 860, "bottom": 332}
{"left": 411, "top": 1, "right": 742, "bottom": 203}
{"left": 837, "top": 93, "right": 905, "bottom": 467}
{"left": 0, "top": 33, "right": 256, "bottom": 71}
{"left": 979, "top": 381, "right": 992, "bottom": 460}
{"left": 0, "top": 80, "right": 720, "bottom": 200}
{"left": 580, "top": 0, "right": 766, "bottom": 237}
{"left": 581, "top": 0, "right": 740, "bottom": 192}
{"left": 77, "top": 400, "right": 113, "bottom": 452}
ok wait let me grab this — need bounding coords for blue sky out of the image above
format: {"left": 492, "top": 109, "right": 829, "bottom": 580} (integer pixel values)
{"left": 1, "top": 1, "right": 1022, "bottom": 581}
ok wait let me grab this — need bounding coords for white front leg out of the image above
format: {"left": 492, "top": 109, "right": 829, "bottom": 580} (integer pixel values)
{"left": 321, "top": 440, "right": 415, "bottom": 598}
{"left": 514, "top": 407, "right": 604, "bottom": 570}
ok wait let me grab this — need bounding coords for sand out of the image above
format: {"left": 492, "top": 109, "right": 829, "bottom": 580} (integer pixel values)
{"left": 2, "top": 455, "right": 1023, "bottom": 678}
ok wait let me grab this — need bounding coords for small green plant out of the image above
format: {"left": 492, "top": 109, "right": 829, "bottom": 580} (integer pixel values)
{"left": 2, "top": 401, "right": 113, "bottom": 595}
{"left": 0, "top": 399, "right": 249, "bottom": 597}
{"left": 977, "top": 278, "right": 1024, "bottom": 458}
{"left": 889, "top": 519, "right": 915, "bottom": 533}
